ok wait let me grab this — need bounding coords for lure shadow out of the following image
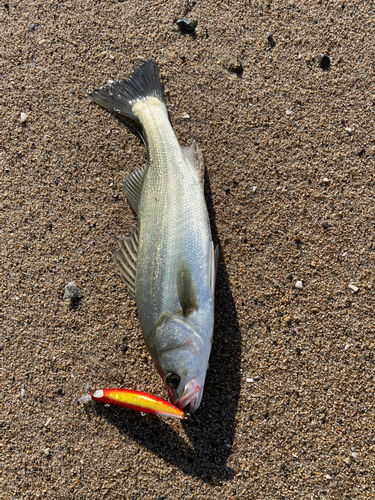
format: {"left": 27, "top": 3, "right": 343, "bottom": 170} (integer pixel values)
{"left": 96, "top": 171, "right": 241, "bottom": 483}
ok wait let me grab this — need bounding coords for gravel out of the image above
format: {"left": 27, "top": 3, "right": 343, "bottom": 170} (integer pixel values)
{"left": 2, "top": 1, "right": 375, "bottom": 499}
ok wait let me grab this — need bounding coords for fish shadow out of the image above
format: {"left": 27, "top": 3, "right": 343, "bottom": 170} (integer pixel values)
{"left": 95, "top": 171, "right": 241, "bottom": 483}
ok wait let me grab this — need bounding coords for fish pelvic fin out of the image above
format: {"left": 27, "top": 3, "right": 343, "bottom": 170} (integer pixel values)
{"left": 177, "top": 262, "right": 199, "bottom": 317}
{"left": 122, "top": 164, "right": 147, "bottom": 215}
{"left": 181, "top": 141, "right": 205, "bottom": 188}
{"left": 89, "top": 59, "right": 166, "bottom": 124}
{"left": 111, "top": 229, "right": 138, "bottom": 296}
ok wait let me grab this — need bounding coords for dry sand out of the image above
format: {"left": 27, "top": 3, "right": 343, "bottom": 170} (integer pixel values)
{"left": 1, "top": 0, "right": 375, "bottom": 498}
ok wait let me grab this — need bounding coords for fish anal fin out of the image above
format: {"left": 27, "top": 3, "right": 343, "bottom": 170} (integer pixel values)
{"left": 122, "top": 164, "right": 147, "bottom": 214}
{"left": 177, "top": 262, "right": 198, "bottom": 317}
{"left": 181, "top": 141, "right": 205, "bottom": 187}
{"left": 112, "top": 228, "right": 138, "bottom": 297}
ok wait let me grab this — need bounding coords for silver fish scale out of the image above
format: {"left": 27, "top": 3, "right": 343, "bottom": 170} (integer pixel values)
{"left": 133, "top": 99, "right": 212, "bottom": 340}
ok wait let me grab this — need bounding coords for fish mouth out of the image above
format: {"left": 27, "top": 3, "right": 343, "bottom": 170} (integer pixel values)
{"left": 176, "top": 380, "right": 201, "bottom": 413}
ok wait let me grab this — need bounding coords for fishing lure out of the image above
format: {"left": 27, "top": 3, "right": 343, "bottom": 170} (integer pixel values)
{"left": 79, "top": 388, "right": 186, "bottom": 420}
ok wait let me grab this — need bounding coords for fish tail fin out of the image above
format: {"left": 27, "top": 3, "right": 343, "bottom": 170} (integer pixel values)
{"left": 89, "top": 59, "right": 165, "bottom": 122}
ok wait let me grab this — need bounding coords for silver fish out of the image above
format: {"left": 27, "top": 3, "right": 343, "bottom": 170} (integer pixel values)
{"left": 89, "top": 59, "right": 218, "bottom": 413}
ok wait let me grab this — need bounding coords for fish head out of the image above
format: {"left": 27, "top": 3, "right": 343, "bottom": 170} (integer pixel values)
{"left": 153, "top": 313, "right": 209, "bottom": 413}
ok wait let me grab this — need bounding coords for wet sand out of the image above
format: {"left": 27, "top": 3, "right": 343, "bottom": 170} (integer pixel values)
{"left": 1, "top": 1, "right": 375, "bottom": 498}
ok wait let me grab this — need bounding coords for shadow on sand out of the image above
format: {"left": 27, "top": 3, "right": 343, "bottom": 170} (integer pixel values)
{"left": 93, "top": 171, "right": 241, "bottom": 484}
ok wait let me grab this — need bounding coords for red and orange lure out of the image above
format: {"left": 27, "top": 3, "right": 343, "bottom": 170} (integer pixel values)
{"left": 79, "top": 388, "right": 186, "bottom": 420}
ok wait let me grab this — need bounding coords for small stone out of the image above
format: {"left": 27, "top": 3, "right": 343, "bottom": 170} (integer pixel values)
{"left": 348, "top": 284, "right": 359, "bottom": 293}
{"left": 352, "top": 452, "right": 358, "bottom": 459}
{"left": 322, "top": 177, "right": 329, "bottom": 184}
{"left": 342, "top": 252, "right": 347, "bottom": 257}
{"left": 45, "top": 417, "right": 52, "bottom": 427}
{"left": 252, "top": 186, "right": 257, "bottom": 192}
{"left": 224, "top": 187, "right": 230, "bottom": 194}
{"left": 21, "top": 388, "right": 26, "bottom": 397}
{"left": 246, "top": 378, "right": 254, "bottom": 383}
{"left": 20, "top": 112, "right": 28, "bottom": 123}
{"left": 30, "top": 23, "right": 35, "bottom": 29}
{"left": 344, "top": 344, "right": 351, "bottom": 351}
{"left": 343, "top": 457, "right": 351, "bottom": 465}
{"left": 295, "top": 280, "right": 303, "bottom": 290}
{"left": 345, "top": 127, "right": 352, "bottom": 133}
{"left": 182, "top": 114, "right": 190, "bottom": 119}
{"left": 325, "top": 474, "right": 332, "bottom": 480}
{"left": 318, "top": 53, "right": 330, "bottom": 69}
{"left": 63, "top": 282, "right": 83, "bottom": 300}
{"left": 176, "top": 17, "right": 196, "bottom": 33}
{"left": 286, "top": 109, "right": 293, "bottom": 115}
{"left": 266, "top": 32, "right": 276, "bottom": 48}
{"left": 44, "top": 448, "right": 51, "bottom": 456}
{"left": 321, "top": 220, "right": 329, "bottom": 229}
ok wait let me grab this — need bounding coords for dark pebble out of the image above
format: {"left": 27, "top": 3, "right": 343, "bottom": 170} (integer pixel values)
{"left": 266, "top": 32, "right": 276, "bottom": 48}
{"left": 4, "top": 2, "right": 9, "bottom": 10}
{"left": 30, "top": 23, "right": 35, "bottom": 30}
{"left": 228, "top": 59, "right": 243, "bottom": 75}
{"left": 120, "top": 337, "right": 128, "bottom": 353}
{"left": 358, "top": 149, "right": 366, "bottom": 156}
{"left": 176, "top": 17, "right": 196, "bottom": 33}
{"left": 224, "top": 187, "right": 231, "bottom": 194}
{"left": 321, "top": 220, "right": 329, "bottom": 229}
{"left": 318, "top": 54, "right": 330, "bottom": 69}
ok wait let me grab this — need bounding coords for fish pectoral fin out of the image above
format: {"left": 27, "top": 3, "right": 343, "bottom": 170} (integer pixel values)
{"left": 210, "top": 242, "right": 219, "bottom": 297}
{"left": 181, "top": 141, "right": 205, "bottom": 187}
{"left": 111, "top": 228, "right": 139, "bottom": 297}
{"left": 177, "top": 262, "right": 199, "bottom": 317}
{"left": 122, "top": 164, "right": 148, "bottom": 214}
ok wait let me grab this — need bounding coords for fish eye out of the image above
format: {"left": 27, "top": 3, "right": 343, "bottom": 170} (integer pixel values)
{"left": 165, "top": 373, "right": 180, "bottom": 388}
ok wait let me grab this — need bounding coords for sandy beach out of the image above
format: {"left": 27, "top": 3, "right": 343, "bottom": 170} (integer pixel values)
{"left": 1, "top": 1, "right": 375, "bottom": 498}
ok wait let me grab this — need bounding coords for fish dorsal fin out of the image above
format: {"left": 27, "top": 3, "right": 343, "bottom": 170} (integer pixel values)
{"left": 122, "top": 164, "right": 147, "bottom": 214}
{"left": 210, "top": 242, "right": 219, "bottom": 297}
{"left": 111, "top": 228, "right": 138, "bottom": 296}
{"left": 181, "top": 141, "right": 205, "bottom": 187}
{"left": 177, "top": 262, "right": 198, "bottom": 317}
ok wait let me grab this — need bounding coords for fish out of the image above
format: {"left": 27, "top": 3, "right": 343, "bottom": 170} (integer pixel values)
{"left": 78, "top": 388, "right": 185, "bottom": 420}
{"left": 89, "top": 59, "right": 218, "bottom": 413}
